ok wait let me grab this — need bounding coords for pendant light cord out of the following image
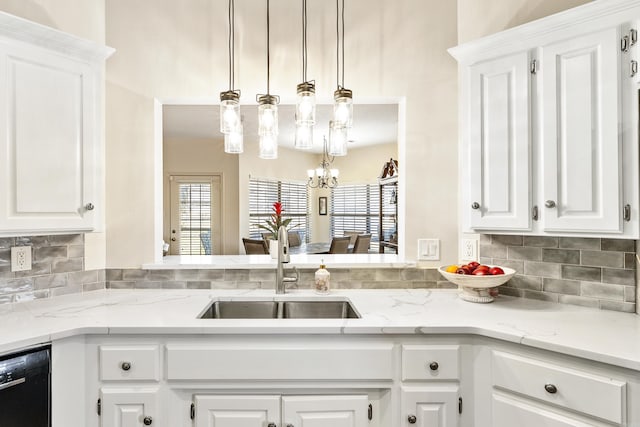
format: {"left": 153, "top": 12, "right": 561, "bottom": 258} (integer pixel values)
{"left": 336, "top": 0, "right": 346, "bottom": 88}
{"left": 228, "top": 0, "right": 234, "bottom": 91}
{"left": 266, "top": 0, "right": 271, "bottom": 95}
{"left": 302, "top": 0, "right": 308, "bottom": 82}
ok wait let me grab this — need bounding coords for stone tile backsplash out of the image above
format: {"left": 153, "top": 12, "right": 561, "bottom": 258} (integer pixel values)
{"left": 0, "top": 233, "right": 636, "bottom": 314}
{"left": 479, "top": 235, "right": 637, "bottom": 313}
{"left": 0, "top": 234, "right": 104, "bottom": 304}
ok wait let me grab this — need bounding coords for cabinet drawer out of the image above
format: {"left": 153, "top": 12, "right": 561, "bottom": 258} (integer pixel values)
{"left": 402, "top": 345, "right": 460, "bottom": 380}
{"left": 492, "top": 351, "right": 626, "bottom": 424}
{"left": 166, "top": 344, "right": 394, "bottom": 381}
{"left": 99, "top": 345, "right": 160, "bottom": 381}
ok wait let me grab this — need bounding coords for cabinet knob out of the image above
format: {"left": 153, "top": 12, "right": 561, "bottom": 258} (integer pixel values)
{"left": 85, "top": 203, "right": 95, "bottom": 211}
{"left": 471, "top": 202, "right": 480, "bottom": 210}
{"left": 121, "top": 362, "right": 131, "bottom": 371}
{"left": 408, "top": 414, "right": 417, "bottom": 424}
{"left": 544, "top": 383, "right": 558, "bottom": 394}
{"left": 545, "top": 200, "right": 556, "bottom": 208}
{"left": 267, "top": 424, "right": 276, "bottom": 427}
{"left": 143, "top": 416, "right": 153, "bottom": 425}
{"left": 429, "top": 361, "right": 439, "bottom": 371}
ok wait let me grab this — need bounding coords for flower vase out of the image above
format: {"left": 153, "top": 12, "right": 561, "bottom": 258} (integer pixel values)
{"left": 269, "top": 239, "right": 278, "bottom": 259}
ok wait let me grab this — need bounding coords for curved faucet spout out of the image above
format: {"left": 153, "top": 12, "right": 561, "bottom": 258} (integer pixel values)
{"left": 276, "top": 225, "right": 296, "bottom": 294}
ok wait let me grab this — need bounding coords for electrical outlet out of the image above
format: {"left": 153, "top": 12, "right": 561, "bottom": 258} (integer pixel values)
{"left": 11, "top": 246, "right": 32, "bottom": 272}
{"left": 461, "top": 239, "right": 478, "bottom": 261}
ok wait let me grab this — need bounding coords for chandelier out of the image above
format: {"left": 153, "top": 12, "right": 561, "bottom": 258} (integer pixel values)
{"left": 307, "top": 137, "right": 339, "bottom": 188}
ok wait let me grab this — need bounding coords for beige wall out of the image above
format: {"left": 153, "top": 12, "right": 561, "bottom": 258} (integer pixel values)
{"left": 457, "top": 0, "right": 592, "bottom": 44}
{"left": 0, "top": 0, "right": 594, "bottom": 268}
{"left": 163, "top": 137, "right": 240, "bottom": 254}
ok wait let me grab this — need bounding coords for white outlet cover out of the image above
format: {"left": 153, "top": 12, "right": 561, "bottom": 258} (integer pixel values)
{"left": 11, "top": 246, "right": 32, "bottom": 272}
{"left": 461, "top": 239, "right": 478, "bottom": 261}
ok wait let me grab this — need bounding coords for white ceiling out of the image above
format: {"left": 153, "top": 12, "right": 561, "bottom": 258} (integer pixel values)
{"left": 163, "top": 103, "right": 399, "bottom": 153}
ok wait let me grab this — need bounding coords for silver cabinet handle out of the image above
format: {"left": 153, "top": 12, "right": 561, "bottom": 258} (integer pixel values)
{"left": 143, "top": 416, "right": 153, "bottom": 425}
{"left": 544, "top": 383, "right": 558, "bottom": 394}
{"left": 545, "top": 200, "right": 556, "bottom": 208}
{"left": 408, "top": 414, "right": 417, "bottom": 424}
{"left": 85, "top": 203, "right": 95, "bottom": 211}
{"left": 121, "top": 362, "right": 131, "bottom": 371}
{"left": 624, "top": 204, "right": 631, "bottom": 221}
{"left": 429, "top": 361, "right": 439, "bottom": 371}
{"left": 471, "top": 202, "right": 480, "bottom": 210}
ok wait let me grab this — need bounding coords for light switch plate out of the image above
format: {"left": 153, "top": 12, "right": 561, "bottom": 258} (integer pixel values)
{"left": 11, "top": 246, "right": 32, "bottom": 272}
{"left": 418, "top": 239, "right": 440, "bottom": 261}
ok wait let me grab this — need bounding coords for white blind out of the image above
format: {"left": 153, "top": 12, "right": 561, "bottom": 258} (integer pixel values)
{"left": 178, "top": 183, "right": 211, "bottom": 255}
{"left": 330, "top": 183, "right": 380, "bottom": 251}
{"left": 249, "top": 177, "right": 310, "bottom": 241}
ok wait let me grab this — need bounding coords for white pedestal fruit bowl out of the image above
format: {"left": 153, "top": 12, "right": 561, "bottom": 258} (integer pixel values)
{"left": 438, "top": 266, "right": 516, "bottom": 303}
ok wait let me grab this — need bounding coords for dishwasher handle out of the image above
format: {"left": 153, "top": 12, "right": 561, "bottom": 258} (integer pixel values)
{"left": 0, "top": 377, "right": 25, "bottom": 391}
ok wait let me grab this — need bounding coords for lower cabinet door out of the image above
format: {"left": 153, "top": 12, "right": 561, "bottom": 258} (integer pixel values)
{"left": 193, "top": 395, "right": 280, "bottom": 427}
{"left": 401, "top": 386, "right": 459, "bottom": 427}
{"left": 100, "top": 388, "right": 158, "bottom": 427}
{"left": 493, "top": 393, "right": 601, "bottom": 427}
{"left": 282, "top": 395, "right": 369, "bottom": 427}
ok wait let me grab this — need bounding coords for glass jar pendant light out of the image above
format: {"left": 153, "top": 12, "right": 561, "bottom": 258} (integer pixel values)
{"left": 333, "top": 0, "right": 353, "bottom": 130}
{"left": 295, "top": 0, "right": 315, "bottom": 150}
{"left": 257, "top": 0, "right": 279, "bottom": 159}
{"left": 220, "top": 0, "right": 243, "bottom": 153}
{"left": 328, "top": 120, "right": 348, "bottom": 156}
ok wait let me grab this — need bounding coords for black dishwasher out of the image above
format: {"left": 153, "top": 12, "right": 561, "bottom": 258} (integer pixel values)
{"left": 0, "top": 345, "right": 51, "bottom": 427}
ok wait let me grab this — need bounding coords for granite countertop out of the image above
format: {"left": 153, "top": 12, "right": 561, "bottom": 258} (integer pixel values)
{"left": 2, "top": 288, "right": 640, "bottom": 371}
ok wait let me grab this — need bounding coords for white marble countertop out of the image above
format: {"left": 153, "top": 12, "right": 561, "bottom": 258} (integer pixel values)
{"left": 143, "top": 254, "right": 414, "bottom": 269}
{"left": 2, "top": 288, "right": 640, "bottom": 371}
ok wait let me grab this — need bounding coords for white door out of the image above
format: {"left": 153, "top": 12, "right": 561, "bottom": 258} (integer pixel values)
{"left": 282, "top": 395, "right": 368, "bottom": 427}
{"left": 401, "top": 386, "right": 459, "bottom": 427}
{"left": 169, "top": 175, "right": 222, "bottom": 255}
{"left": 492, "top": 394, "right": 598, "bottom": 427}
{"left": 100, "top": 388, "right": 158, "bottom": 427}
{"left": 540, "top": 27, "right": 622, "bottom": 233}
{"left": 193, "top": 395, "right": 280, "bottom": 427}
{"left": 0, "top": 43, "right": 97, "bottom": 232}
{"left": 467, "top": 51, "right": 531, "bottom": 230}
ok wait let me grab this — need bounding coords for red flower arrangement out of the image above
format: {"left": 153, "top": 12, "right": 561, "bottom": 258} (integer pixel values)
{"left": 257, "top": 202, "right": 294, "bottom": 240}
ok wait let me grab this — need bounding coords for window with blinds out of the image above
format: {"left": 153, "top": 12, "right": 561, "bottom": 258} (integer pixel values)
{"left": 249, "top": 178, "right": 310, "bottom": 242}
{"left": 330, "top": 183, "right": 380, "bottom": 251}
{"left": 178, "top": 183, "right": 211, "bottom": 255}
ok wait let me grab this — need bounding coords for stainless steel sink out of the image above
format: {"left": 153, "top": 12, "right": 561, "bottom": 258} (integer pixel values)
{"left": 281, "top": 301, "right": 359, "bottom": 319}
{"left": 200, "top": 301, "right": 279, "bottom": 319}
{"left": 199, "top": 299, "right": 360, "bottom": 319}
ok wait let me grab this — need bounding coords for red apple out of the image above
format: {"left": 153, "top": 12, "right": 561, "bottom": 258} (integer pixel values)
{"left": 489, "top": 267, "right": 505, "bottom": 275}
{"left": 456, "top": 266, "right": 471, "bottom": 275}
{"left": 472, "top": 269, "right": 490, "bottom": 275}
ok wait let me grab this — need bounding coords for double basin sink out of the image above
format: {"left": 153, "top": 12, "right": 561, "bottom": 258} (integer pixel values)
{"left": 199, "top": 299, "right": 360, "bottom": 319}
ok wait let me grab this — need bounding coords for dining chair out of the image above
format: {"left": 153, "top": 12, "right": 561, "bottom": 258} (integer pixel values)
{"left": 288, "top": 231, "right": 302, "bottom": 247}
{"left": 343, "top": 231, "right": 360, "bottom": 245}
{"left": 327, "top": 236, "right": 351, "bottom": 254}
{"left": 353, "top": 234, "right": 371, "bottom": 253}
{"left": 261, "top": 232, "right": 274, "bottom": 241}
{"left": 242, "top": 238, "right": 269, "bottom": 255}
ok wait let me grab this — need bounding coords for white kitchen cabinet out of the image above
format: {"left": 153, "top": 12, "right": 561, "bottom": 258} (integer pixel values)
{"left": 0, "top": 12, "right": 112, "bottom": 236}
{"left": 540, "top": 28, "right": 622, "bottom": 233}
{"left": 193, "top": 395, "right": 280, "bottom": 427}
{"left": 467, "top": 51, "right": 531, "bottom": 231}
{"left": 100, "top": 388, "right": 158, "bottom": 427}
{"left": 401, "top": 386, "right": 460, "bottom": 427}
{"left": 282, "top": 395, "right": 369, "bottom": 427}
{"left": 450, "top": 1, "right": 640, "bottom": 238}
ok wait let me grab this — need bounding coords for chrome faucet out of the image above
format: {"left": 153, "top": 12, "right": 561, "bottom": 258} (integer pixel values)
{"left": 276, "top": 225, "right": 298, "bottom": 294}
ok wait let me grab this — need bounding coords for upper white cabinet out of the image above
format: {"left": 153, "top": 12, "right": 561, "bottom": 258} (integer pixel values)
{"left": 540, "top": 28, "right": 622, "bottom": 233}
{"left": 450, "top": 0, "right": 640, "bottom": 238}
{"left": 468, "top": 51, "right": 531, "bottom": 231}
{"left": 0, "top": 13, "right": 113, "bottom": 236}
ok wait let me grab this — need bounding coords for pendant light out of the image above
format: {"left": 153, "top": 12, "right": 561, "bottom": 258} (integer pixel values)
{"left": 328, "top": 120, "right": 348, "bottom": 156}
{"left": 220, "top": 0, "right": 243, "bottom": 153}
{"left": 333, "top": 0, "right": 352, "bottom": 130}
{"left": 294, "top": 0, "right": 315, "bottom": 150}
{"left": 257, "top": 0, "right": 279, "bottom": 159}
